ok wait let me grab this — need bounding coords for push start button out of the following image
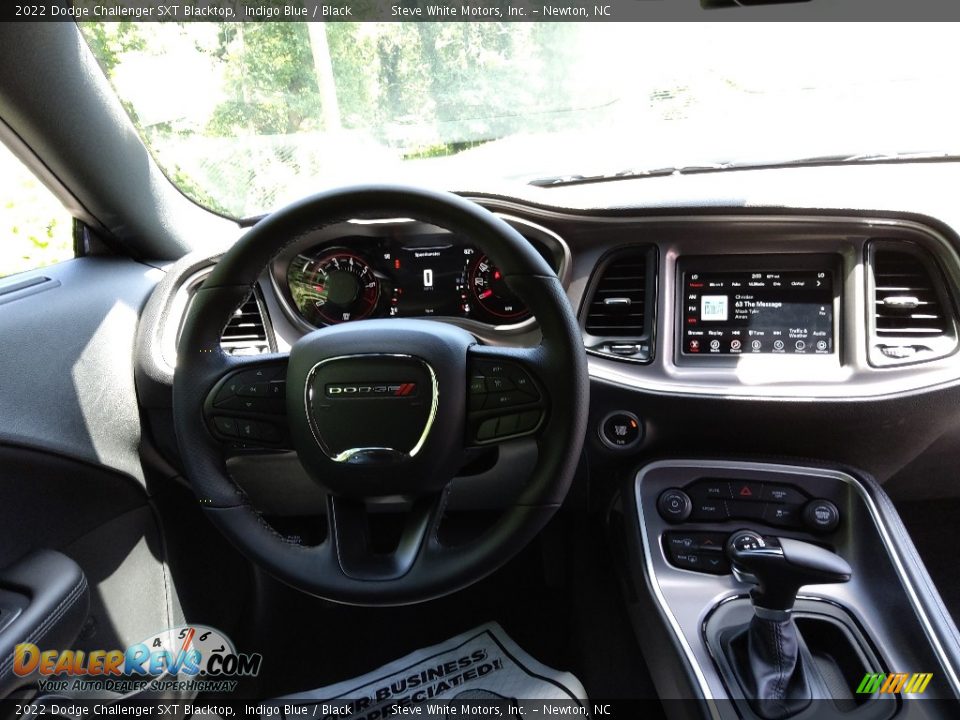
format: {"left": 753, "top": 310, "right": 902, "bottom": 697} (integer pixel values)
{"left": 599, "top": 411, "right": 643, "bottom": 450}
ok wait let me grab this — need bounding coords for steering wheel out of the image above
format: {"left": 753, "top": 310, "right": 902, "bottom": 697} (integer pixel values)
{"left": 173, "top": 186, "right": 589, "bottom": 605}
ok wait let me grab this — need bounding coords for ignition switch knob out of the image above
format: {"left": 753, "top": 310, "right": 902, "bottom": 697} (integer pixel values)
{"left": 657, "top": 488, "right": 693, "bottom": 524}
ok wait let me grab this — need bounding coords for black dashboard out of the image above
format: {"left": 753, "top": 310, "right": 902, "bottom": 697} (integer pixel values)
{"left": 127, "top": 163, "right": 960, "bottom": 519}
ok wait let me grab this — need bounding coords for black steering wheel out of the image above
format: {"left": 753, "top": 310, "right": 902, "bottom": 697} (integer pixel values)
{"left": 173, "top": 186, "right": 589, "bottom": 605}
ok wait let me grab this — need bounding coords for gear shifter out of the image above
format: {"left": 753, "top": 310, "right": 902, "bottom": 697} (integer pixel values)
{"left": 724, "top": 530, "right": 852, "bottom": 719}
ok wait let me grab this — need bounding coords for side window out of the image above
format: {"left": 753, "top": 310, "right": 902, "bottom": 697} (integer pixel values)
{"left": 0, "top": 140, "right": 74, "bottom": 278}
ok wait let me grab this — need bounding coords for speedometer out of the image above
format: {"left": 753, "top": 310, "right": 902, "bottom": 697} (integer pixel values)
{"left": 287, "top": 250, "right": 380, "bottom": 326}
{"left": 468, "top": 254, "right": 529, "bottom": 321}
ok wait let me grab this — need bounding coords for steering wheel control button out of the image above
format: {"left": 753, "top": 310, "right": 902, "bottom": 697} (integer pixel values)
{"left": 487, "top": 390, "right": 528, "bottom": 408}
{"left": 517, "top": 410, "right": 542, "bottom": 433}
{"left": 475, "top": 361, "right": 506, "bottom": 376}
{"left": 599, "top": 411, "right": 643, "bottom": 450}
{"left": 205, "top": 362, "right": 291, "bottom": 447}
{"left": 476, "top": 418, "right": 499, "bottom": 441}
{"left": 803, "top": 499, "right": 840, "bottom": 533}
{"left": 212, "top": 417, "right": 237, "bottom": 437}
{"left": 237, "top": 419, "right": 257, "bottom": 440}
{"left": 466, "top": 358, "right": 545, "bottom": 445}
{"left": 657, "top": 489, "right": 693, "bottom": 523}
{"left": 497, "top": 414, "right": 519, "bottom": 435}
{"left": 485, "top": 376, "right": 514, "bottom": 392}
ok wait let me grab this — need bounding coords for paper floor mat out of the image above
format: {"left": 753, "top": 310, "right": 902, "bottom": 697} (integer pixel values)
{"left": 278, "top": 621, "right": 588, "bottom": 719}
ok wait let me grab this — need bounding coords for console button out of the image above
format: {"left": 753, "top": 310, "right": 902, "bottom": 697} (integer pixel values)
{"left": 664, "top": 532, "right": 699, "bottom": 553}
{"left": 762, "top": 483, "right": 807, "bottom": 505}
{"left": 657, "top": 489, "right": 693, "bottom": 523}
{"left": 695, "top": 532, "right": 728, "bottom": 552}
{"left": 726, "top": 500, "right": 766, "bottom": 520}
{"left": 599, "top": 412, "right": 642, "bottom": 449}
{"left": 689, "top": 480, "right": 732, "bottom": 502}
{"left": 702, "top": 555, "right": 731, "bottom": 575}
{"left": 690, "top": 499, "right": 727, "bottom": 521}
{"left": 764, "top": 503, "right": 803, "bottom": 528}
{"left": 730, "top": 481, "right": 764, "bottom": 500}
{"left": 671, "top": 551, "right": 707, "bottom": 572}
{"left": 803, "top": 499, "right": 840, "bottom": 533}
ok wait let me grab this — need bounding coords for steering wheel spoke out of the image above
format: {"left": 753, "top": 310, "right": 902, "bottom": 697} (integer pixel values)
{"left": 203, "top": 354, "right": 291, "bottom": 449}
{"left": 324, "top": 493, "right": 442, "bottom": 581}
{"left": 466, "top": 344, "right": 549, "bottom": 447}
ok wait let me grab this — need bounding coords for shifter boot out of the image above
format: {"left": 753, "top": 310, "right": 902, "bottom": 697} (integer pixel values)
{"left": 732, "top": 613, "right": 811, "bottom": 719}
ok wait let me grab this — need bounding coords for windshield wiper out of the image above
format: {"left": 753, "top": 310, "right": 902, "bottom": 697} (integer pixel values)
{"left": 530, "top": 152, "right": 960, "bottom": 188}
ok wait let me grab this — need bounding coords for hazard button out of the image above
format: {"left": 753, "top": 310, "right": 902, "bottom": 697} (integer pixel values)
{"left": 731, "top": 481, "right": 764, "bottom": 500}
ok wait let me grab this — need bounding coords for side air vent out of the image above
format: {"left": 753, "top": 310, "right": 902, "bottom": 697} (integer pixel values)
{"left": 868, "top": 240, "right": 957, "bottom": 365}
{"left": 220, "top": 293, "right": 271, "bottom": 355}
{"left": 582, "top": 247, "right": 656, "bottom": 363}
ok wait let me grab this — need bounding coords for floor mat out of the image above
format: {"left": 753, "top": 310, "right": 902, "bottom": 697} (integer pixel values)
{"left": 278, "top": 622, "right": 588, "bottom": 719}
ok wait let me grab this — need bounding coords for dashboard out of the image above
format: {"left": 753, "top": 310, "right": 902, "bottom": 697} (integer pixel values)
{"left": 130, "top": 162, "right": 960, "bottom": 516}
{"left": 166, "top": 208, "right": 960, "bottom": 401}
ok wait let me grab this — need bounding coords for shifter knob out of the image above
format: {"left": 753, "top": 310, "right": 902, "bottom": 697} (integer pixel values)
{"left": 726, "top": 530, "right": 852, "bottom": 612}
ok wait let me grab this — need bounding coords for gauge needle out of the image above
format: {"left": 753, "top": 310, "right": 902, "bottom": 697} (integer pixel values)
{"left": 479, "top": 290, "right": 494, "bottom": 299}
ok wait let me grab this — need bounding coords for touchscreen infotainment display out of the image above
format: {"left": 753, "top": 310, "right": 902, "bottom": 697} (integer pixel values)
{"left": 681, "top": 268, "right": 834, "bottom": 356}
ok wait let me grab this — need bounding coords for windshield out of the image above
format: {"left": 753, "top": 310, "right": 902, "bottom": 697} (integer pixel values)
{"left": 79, "top": 22, "right": 959, "bottom": 219}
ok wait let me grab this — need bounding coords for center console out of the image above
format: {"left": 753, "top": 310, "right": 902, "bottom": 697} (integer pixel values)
{"left": 623, "top": 460, "right": 960, "bottom": 719}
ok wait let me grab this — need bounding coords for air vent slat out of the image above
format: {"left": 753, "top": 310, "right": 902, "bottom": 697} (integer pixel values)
{"left": 585, "top": 250, "right": 649, "bottom": 337}
{"left": 221, "top": 294, "right": 270, "bottom": 355}
{"left": 872, "top": 249, "right": 948, "bottom": 337}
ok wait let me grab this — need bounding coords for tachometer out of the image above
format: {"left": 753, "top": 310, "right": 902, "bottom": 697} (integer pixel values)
{"left": 468, "top": 254, "right": 529, "bottom": 321}
{"left": 288, "top": 250, "right": 380, "bottom": 326}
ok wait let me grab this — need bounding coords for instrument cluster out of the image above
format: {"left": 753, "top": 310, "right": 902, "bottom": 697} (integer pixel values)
{"left": 281, "top": 232, "right": 551, "bottom": 328}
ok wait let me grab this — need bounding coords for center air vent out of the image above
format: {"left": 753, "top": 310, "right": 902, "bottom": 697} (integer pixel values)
{"left": 868, "top": 240, "right": 956, "bottom": 365}
{"left": 220, "top": 293, "right": 271, "bottom": 355}
{"left": 583, "top": 247, "right": 656, "bottom": 362}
